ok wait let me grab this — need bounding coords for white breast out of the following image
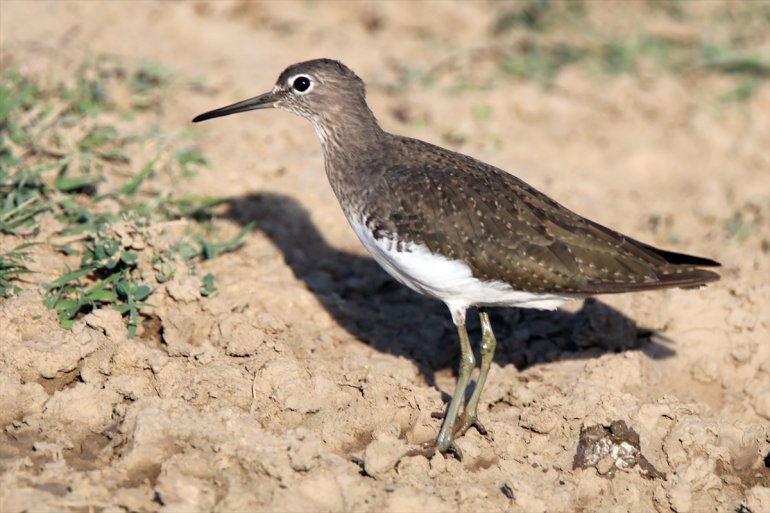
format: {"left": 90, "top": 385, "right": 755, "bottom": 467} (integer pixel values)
{"left": 348, "top": 217, "right": 575, "bottom": 316}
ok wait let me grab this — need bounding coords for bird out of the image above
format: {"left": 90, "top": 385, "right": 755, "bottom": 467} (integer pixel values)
{"left": 193, "top": 58, "right": 720, "bottom": 459}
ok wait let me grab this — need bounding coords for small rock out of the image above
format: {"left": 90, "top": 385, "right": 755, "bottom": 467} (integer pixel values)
{"left": 667, "top": 480, "right": 692, "bottom": 513}
{"left": 690, "top": 357, "right": 719, "bottom": 384}
{"left": 218, "top": 314, "right": 268, "bottom": 356}
{"left": 84, "top": 308, "right": 128, "bottom": 340}
{"left": 0, "top": 376, "right": 48, "bottom": 426}
{"left": 295, "top": 473, "right": 345, "bottom": 512}
{"left": 730, "top": 340, "right": 753, "bottom": 365}
{"left": 287, "top": 428, "right": 323, "bottom": 472}
{"left": 596, "top": 455, "right": 615, "bottom": 475}
{"left": 43, "top": 383, "right": 120, "bottom": 432}
{"left": 574, "top": 420, "right": 665, "bottom": 479}
{"left": 744, "top": 486, "right": 770, "bottom": 513}
{"left": 106, "top": 375, "right": 153, "bottom": 401}
{"left": 166, "top": 275, "right": 201, "bottom": 303}
{"left": 745, "top": 375, "right": 770, "bottom": 420}
{"left": 520, "top": 404, "right": 559, "bottom": 434}
{"left": 363, "top": 435, "right": 407, "bottom": 479}
{"left": 155, "top": 470, "right": 217, "bottom": 513}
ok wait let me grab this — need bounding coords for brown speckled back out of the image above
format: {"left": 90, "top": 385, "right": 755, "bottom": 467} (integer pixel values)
{"left": 326, "top": 132, "right": 719, "bottom": 294}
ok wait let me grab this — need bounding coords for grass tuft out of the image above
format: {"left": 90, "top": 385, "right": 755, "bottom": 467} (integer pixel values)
{"left": 0, "top": 243, "right": 36, "bottom": 297}
{"left": 1, "top": 55, "right": 244, "bottom": 337}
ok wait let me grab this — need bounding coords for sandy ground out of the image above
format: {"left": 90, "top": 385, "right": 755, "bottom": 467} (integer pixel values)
{"left": 1, "top": 1, "right": 769, "bottom": 512}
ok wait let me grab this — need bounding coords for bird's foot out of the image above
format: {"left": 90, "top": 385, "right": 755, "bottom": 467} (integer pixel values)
{"left": 399, "top": 411, "right": 486, "bottom": 463}
{"left": 452, "top": 410, "right": 488, "bottom": 438}
{"left": 401, "top": 438, "right": 463, "bottom": 462}
{"left": 429, "top": 410, "right": 488, "bottom": 437}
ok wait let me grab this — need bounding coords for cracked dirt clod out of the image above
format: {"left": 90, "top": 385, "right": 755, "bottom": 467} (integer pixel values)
{"left": 574, "top": 420, "right": 666, "bottom": 479}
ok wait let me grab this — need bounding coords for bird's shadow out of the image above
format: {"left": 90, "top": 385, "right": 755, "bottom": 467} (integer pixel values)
{"left": 226, "top": 192, "right": 675, "bottom": 389}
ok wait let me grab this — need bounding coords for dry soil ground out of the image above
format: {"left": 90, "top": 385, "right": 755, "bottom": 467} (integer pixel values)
{"left": 1, "top": 1, "right": 769, "bottom": 512}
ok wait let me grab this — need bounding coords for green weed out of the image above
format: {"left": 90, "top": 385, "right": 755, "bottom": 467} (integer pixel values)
{"left": 200, "top": 273, "right": 217, "bottom": 297}
{"left": 170, "top": 221, "right": 255, "bottom": 264}
{"left": 1, "top": 55, "right": 238, "bottom": 337}
{"left": 174, "top": 148, "right": 209, "bottom": 178}
{"left": 726, "top": 211, "right": 755, "bottom": 243}
{"left": 0, "top": 168, "right": 51, "bottom": 235}
{"left": 0, "top": 243, "right": 36, "bottom": 297}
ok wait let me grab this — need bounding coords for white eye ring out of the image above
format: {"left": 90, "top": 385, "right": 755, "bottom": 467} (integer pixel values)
{"left": 289, "top": 74, "right": 313, "bottom": 94}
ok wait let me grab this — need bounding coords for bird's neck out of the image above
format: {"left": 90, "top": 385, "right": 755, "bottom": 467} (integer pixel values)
{"left": 310, "top": 99, "right": 383, "bottom": 158}
{"left": 310, "top": 102, "right": 386, "bottom": 218}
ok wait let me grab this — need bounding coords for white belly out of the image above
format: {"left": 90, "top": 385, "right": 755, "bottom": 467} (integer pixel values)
{"left": 349, "top": 217, "right": 575, "bottom": 316}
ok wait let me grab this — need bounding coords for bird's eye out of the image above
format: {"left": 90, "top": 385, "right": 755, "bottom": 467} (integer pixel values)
{"left": 292, "top": 76, "right": 312, "bottom": 93}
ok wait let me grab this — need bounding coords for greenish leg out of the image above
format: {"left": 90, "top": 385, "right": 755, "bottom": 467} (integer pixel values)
{"left": 433, "top": 313, "right": 475, "bottom": 458}
{"left": 454, "top": 309, "right": 496, "bottom": 437}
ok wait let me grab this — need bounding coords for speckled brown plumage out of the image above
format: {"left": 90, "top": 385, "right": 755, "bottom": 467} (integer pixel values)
{"left": 332, "top": 133, "right": 719, "bottom": 294}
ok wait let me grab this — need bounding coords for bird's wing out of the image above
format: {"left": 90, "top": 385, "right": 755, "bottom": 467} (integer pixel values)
{"left": 369, "top": 138, "right": 718, "bottom": 294}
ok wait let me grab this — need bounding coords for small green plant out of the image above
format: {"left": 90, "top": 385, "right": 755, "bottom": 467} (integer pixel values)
{"left": 472, "top": 104, "right": 494, "bottom": 121}
{"left": 493, "top": 0, "right": 571, "bottom": 34}
{"left": 43, "top": 224, "right": 153, "bottom": 335}
{"left": 1, "top": 55, "right": 240, "bottom": 337}
{"left": 0, "top": 243, "right": 35, "bottom": 297}
{"left": 0, "top": 168, "right": 51, "bottom": 235}
{"left": 169, "top": 222, "right": 255, "bottom": 264}
{"left": 501, "top": 42, "right": 587, "bottom": 85}
{"left": 719, "top": 78, "right": 762, "bottom": 104}
{"left": 726, "top": 211, "right": 755, "bottom": 243}
{"left": 700, "top": 45, "right": 770, "bottom": 77}
{"left": 199, "top": 222, "right": 255, "bottom": 260}
{"left": 175, "top": 148, "right": 209, "bottom": 178}
{"left": 200, "top": 273, "right": 217, "bottom": 297}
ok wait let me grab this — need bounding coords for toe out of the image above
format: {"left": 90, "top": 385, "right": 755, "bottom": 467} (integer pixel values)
{"left": 453, "top": 412, "right": 488, "bottom": 437}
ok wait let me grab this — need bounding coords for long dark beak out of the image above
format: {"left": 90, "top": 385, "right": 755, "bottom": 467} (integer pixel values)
{"left": 192, "top": 91, "right": 277, "bottom": 123}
